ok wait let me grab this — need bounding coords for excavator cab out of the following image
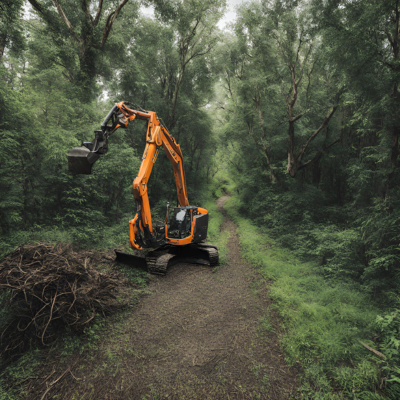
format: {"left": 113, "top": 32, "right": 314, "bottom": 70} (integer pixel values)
{"left": 167, "top": 207, "right": 192, "bottom": 239}
{"left": 165, "top": 206, "right": 208, "bottom": 244}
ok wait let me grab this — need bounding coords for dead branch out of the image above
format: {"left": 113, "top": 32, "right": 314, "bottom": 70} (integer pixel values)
{"left": 0, "top": 243, "right": 132, "bottom": 359}
{"left": 360, "top": 341, "right": 386, "bottom": 359}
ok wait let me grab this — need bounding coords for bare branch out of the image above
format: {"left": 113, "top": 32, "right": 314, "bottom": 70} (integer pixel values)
{"left": 293, "top": 31, "right": 303, "bottom": 70}
{"left": 296, "top": 42, "right": 312, "bottom": 87}
{"left": 296, "top": 105, "right": 339, "bottom": 162}
{"left": 184, "top": 43, "right": 213, "bottom": 66}
{"left": 291, "top": 113, "right": 304, "bottom": 123}
{"left": 53, "top": 59, "right": 75, "bottom": 81}
{"left": 275, "top": 35, "right": 287, "bottom": 61}
{"left": 288, "top": 66, "right": 298, "bottom": 110}
{"left": 298, "top": 138, "right": 340, "bottom": 171}
{"left": 52, "top": 0, "right": 80, "bottom": 45}
{"left": 359, "top": 341, "right": 387, "bottom": 360}
{"left": 82, "top": 0, "right": 94, "bottom": 25}
{"left": 306, "top": 56, "right": 318, "bottom": 109}
{"left": 225, "top": 69, "right": 235, "bottom": 103}
{"left": 27, "top": 0, "right": 43, "bottom": 12}
{"left": 100, "top": 0, "right": 129, "bottom": 49}
{"left": 94, "top": 0, "right": 104, "bottom": 27}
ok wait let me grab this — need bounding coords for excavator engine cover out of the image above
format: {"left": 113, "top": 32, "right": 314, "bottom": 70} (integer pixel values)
{"left": 68, "top": 146, "right": 100, "bottom": 175}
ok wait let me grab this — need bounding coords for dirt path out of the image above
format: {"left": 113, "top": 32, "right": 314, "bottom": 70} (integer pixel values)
{"left": 32, "top": 197, "right": 297, "bottom": 399}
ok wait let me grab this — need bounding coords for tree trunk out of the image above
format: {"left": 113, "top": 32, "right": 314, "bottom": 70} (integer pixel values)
{"left": 0, "top": 33, "right": 6, "bottom": 63}
{"left": 286, "top": 120, "right": 297, "bottom": 177}
{"left": 287, "top": 106, "right": 338, "bottom": 178}
{"left": 391, "top": 83, "right": 400, "bottom": 167}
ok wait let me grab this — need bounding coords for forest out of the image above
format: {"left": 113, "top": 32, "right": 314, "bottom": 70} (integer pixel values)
{"left": 1, "top": 0, "right": 400, "bottom": 398}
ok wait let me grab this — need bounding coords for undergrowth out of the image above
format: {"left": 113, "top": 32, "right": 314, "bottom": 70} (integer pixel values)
{"left": 0, "top": 216, "right": 133, "bottom": 259}
{"left": 210, "top": 172, "right": 237, "bottom": 199}
{"left": 203, "top": 198, "right": 229, "bottom": 265}
{"left": 224, "top": 196, "right": 399, "bottom": 399}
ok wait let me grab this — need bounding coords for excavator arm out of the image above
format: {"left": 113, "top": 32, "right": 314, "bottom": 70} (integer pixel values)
{"left": 115, "top": 102, "right": 189, "bottom": 250}
{"left": 68, "top": 101, "right": 190, "bottom": 250}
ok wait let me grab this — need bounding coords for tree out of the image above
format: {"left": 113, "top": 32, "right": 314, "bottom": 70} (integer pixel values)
{"left": 0, "top": 0, "right": 25, "bottom": 62}
{"left": 26, "top": 0, "right": 140, "bottom": 99}
{"left": 258, "top": 1, "right": 342, "bottom": 178}
{"left": 166, "top": 0, "right": 225, "bottom": 129}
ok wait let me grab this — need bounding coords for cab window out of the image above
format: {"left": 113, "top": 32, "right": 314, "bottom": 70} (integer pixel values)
{"left": 167, "top": 208, "right": 191, "bottom": 239}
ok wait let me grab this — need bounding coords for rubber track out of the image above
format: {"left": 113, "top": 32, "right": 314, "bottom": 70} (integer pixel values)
{"left": 146, "top": 250, "right": 174, "bottom": 275}
{"left": 206, "top": 247, "right": 219, "bottom": 267}
{"left": 145, "top": 244, "right": 219, "bottom": 275}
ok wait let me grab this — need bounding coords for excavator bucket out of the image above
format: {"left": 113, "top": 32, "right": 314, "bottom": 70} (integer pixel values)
{"left": 68, "top": 146, "right": 100, "bottom": 175}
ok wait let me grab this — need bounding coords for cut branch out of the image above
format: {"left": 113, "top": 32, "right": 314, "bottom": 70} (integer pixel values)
{"left": 359, "top": 341, "right": 386, "bottom": 360}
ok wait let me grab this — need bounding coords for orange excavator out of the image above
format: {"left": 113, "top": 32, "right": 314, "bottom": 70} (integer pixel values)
{"left": 68, "top": 101, "right": 218, "bottom": 274}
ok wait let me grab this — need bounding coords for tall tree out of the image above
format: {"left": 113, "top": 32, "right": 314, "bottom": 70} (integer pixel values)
{"left": 166, "top": 0, "right": 225, "bottom": 129}
{"left": 26, "top": 0, "right": 139, "bottom": 99}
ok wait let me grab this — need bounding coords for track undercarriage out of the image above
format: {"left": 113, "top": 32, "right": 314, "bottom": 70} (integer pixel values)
{"left": 115, "top": 243, "right": 219, "bottom": 275}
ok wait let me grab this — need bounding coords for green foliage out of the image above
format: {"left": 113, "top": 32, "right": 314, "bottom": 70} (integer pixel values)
{"left": 0, "top": 0, "right": 25, "bottom": 59}
{"left": 23, "top": 0, "right": 141, "bottom": 99}
{"left": 210, "top": 169, "right": 237, "bottom": 199}
{"left": 203, "top": 198, "right": 229, "bottom": 265}
{"left": 0, "top": 0, "right": 225, "bottom": 256}
{"left": 0, "top": 349, "right": 40, "bottom": 400}
{"left": 224, "top": 196, "right": 389, "bottom": 398}
{"left": 214, "top": 0, "right": 400, "bottom": 308}
{"left": 119, "top": 4, "right": 223, "bottom": 206}
{"left": 258, "top": 315, "right": 273, "bottom": 333}
{"left": 375, "top": 310, "right": 400, "bottom": 398}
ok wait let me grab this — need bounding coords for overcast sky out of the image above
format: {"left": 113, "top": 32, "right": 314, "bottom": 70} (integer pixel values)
{"left": 219, "top": 0, "right": 248, "bottom": 29}
{"left": 141, "top": 0, "right": 249, "bottom": 30}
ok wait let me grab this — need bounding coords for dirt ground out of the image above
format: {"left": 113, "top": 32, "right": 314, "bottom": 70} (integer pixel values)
{"left": 24, "top": 196, "right": 298, "bottom": 399}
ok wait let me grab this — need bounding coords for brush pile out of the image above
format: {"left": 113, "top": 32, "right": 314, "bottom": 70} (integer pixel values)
{"left": 0, "top": 243, "right": 131, "bottom": 356}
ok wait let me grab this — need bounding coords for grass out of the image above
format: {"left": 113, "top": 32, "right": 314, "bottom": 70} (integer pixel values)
{"left": 0, "top": 213, "right": 134, "bottom": 259}
{"left": 224, "top": 196, "right": 388, "bottom": 399}
{"left": 210, "top": 172, "right": 237, "bottom": 200}
{"left": 203, "top": 198, "right": 230, "bottom": 265}
{"left": 0, "top": 349, "right": 41, "bottom": 400}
